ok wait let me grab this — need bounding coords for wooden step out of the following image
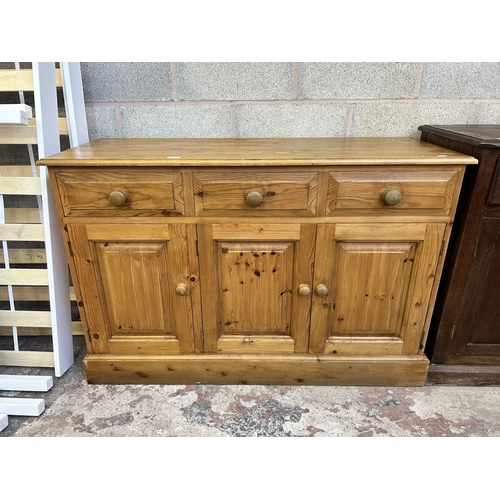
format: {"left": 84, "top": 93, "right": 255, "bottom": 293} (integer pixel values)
{"left": 0, "top": 176, "right": 41, "bottom": 195}
{"left": 0, "top": 117, "right": 68, "bottom": 144}
{"left": 0, "top": 165, "right": 40, "bottom": 177}
{"left": 0, "top": 285, "right": 76, "bottom": 301}
{"left": 0, "top": 223, "right": 45, "bottom": 241}
{"left": 3, "top": 208, "right": 42, "bottom": 224}
{"left": 0, "top": 68, "right": 62, "bottom": 92}
{"left": 0, "top": 350, "right": 54, "bottom": 368}
{"left": 0, "top": 321, "right": 83, "bottom": 336}
{"left": 0, "top": 310, "right": 52, "bottom": 327}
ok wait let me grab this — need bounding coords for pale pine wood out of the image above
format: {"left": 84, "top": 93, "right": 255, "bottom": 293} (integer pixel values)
{"left": 0, "top": 285, "right": 74, "bottom": 301}
{"left": 0, "top": 248, "right": 46, "bottom": 264}
{"left": 57, "top": 214, "right": 458, "bottom": 225}
{"left": 315, "top": 171, "right": 330, "bottom": 217}
{"left": 0, "top": 286, "right": 49, "bottom": 301}
{"left": 0, "top": 321, "right": 83, "bottom": 336}
{"left": 0, "top": 117, "right": 68, "bottom": 144}
{"left": 198, "top": 224, "right": 218, "bottom": 353}
{"left": 217, "top": 335, "right": 295, "bottom": 354}
{"left": 325, "top": 337, "right": 404, "bottom": 356}
{"left": 86, "top": 224, "right": 170, "bottom": 241}
{"left": 0, "top": 310, "right": 52, "bottom": 327}
{"left": 67, "top": 224, "right": 110, "bottom": 354}
{"left": 212, "top": 223, "right": 301, "bottom": 240}
{"left": 192, "top": 171, "right": 318, "bottom": 217}
{"left": 158, "top": 223, "right": 195, "bottom": 354}
{"left": 68, "top": 223, "right": 196, "bottom": 355}
{"left": 185, "top": 224, "right": 203, "bottom": 353}
{"left": 217, "top": 241, "right": 295, "bottom": 350}
{"left": 4, "top": 208, "right": 41, "bottom": 224}
{"left": 291, "top": 224, "right": 316, "bottom": 353}
{"left": 83, "top": 353, "right": 430, "bottom": 386}
{"left": 38, "top": 137, "right": 478, "bottom": 167}
{"left": 44, "top": 137, "right": 473, "bottom": 386}
{"left": 331, "top": 241, "right": 416, "bottom": 335}
{"left": 55, "top": 169, "right": 184, "bottom": 217}
{"left": 0, "top": 350, "right": 54, "bottom": 368}
{"left": 419, "top": 222, "right": 453, "bottom": 355}
{"left": 199, "top": 223, "right": 314, "bottom": 355}
{"left": 0, "top": 223, "right": 45, "bottom": 241}
{"left": 309, "top": 223, "right": 337, "bottom": 354}
{"left": 0, "top": 269, "right": 49, "bottom": 286}
{"left": 108, "top": 337, "right": 181, "bottom": 355}
{"left": 0, "top": 68, "right": 62, "bottom": 91}
{"left": 334, "top": 223, "right": 427, "bottom": 242}
{"left": 400, "top": 223, "right": 446, "bottom": 354}
{"left": 72, "top": 320, "right": 83, "bottom": 334}
{"left": 94, "top": 241, "right": 175, "bottom": 336}
{"left": 0, "top": 177, "right": 41, "bottom": 195}
{"left": 327, "top": 169, "right": 460, "bottom": 216}
{"left": 309, "top": 223, "right": 443, "bottom": 356}
{"left": 0, "top": 165, "right": 40, "bottom": 177}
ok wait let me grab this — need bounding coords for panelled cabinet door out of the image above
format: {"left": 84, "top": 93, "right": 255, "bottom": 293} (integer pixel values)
{"left": 198, "top": 223, "right": 316, "bottom": 354}
{"left": 310, "top": 223, "right": 446, "bottom": 356}
{"left": 67, "top": 223, "right": 195, "bottom": 355}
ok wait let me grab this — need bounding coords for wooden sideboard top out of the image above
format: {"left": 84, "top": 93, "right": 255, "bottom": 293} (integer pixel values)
{"left": 38, "top": 137, "right": 478, "bottom": 167}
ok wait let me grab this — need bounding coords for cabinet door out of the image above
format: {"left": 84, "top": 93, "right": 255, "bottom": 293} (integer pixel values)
{"left": 198, "top": 223, "right": 316, "bottom": 354}
{"left": 67, "top": 223, "right": 195, "bottom": 355}
{"left": 446, "top": 217, "right": 500, "bottom": 360}
{"left": 310, "top": 223, "right": 445, "bottom": 356}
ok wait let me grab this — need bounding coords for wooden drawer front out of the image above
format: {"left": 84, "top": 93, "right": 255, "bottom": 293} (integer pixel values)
{"left": 56, "top": 170, "right": 184, "bottom": 217}
{"left": 327, "top": 169, "right": 460, "bottom": 216}
{"left": 193, "top": 172, "right": 318, "bottom": 216}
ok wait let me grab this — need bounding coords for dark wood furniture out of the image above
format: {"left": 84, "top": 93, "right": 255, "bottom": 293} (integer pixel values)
{"left": 419, "top": 125, "right": 500, "bottom": 384}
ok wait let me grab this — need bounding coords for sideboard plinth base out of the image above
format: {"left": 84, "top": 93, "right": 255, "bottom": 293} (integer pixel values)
{"left": 83, "top": 354, "right": 430, "bottom": 386}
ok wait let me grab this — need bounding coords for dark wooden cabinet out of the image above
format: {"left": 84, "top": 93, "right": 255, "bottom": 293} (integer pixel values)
{"left": 419, "top": 125, "right": 500, "bottom": 384}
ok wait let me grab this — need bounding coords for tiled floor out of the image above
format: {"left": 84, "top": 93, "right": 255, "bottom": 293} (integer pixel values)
{"left": 2, "top": 337, "right": 500, "bottom": 437}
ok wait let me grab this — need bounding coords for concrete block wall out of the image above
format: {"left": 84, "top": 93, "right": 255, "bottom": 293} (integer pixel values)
{"left": 79, "top": 62, "right": 500, "bottom": 140}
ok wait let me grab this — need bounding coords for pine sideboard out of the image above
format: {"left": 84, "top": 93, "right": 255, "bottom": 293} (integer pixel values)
{"left": 39, "top": 137, "right": 477, "bottom": 385}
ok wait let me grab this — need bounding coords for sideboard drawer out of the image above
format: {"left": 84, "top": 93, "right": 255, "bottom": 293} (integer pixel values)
{"left": 192, "top": 172, "right": 318, "bottom": 216}
{"left": 326, "top": 169, "right": 461, "bottom": 216}
{"left": 55, "top": 169, "right": 185, "bottom": 217}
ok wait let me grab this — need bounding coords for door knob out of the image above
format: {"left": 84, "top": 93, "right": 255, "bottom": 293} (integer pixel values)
{"left": 315, "top": 284, "right": 329, "bottom": 297}
{"left": 298, "top": 284, "right": 311, "bottom": 296}
{"left": 382, "top": 187, "right": 402, "bottom": 205}
{"left": 109, "top": 188, "right": 128, "bottom": 206}
{"left": 246, "top": 190, "right": 263, "bottom": 207}
{"left": 175, "top": 283, "right": 188, "bottom": 296}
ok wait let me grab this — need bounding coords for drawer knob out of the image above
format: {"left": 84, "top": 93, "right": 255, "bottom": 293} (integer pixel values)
{"left": 246, "top": 190, "right": 263, "bottom": 207}
{"left": 109, "top": 189, "right": 128, "bottom": 207}
{"left": 315, "top": 284, "right": 329, "bottom": 297}
{"left": 382, "top": 187, "right": 402, "bottom": 205}
{"left": 298, "top": 284, "right": 311, "bottom": 296}
{"left": 175, "top": 283, "right": 188, "bottom": 296}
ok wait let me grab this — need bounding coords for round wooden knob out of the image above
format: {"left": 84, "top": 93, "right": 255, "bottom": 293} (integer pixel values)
{"left": 382, "top": 187, "right": 402, "bottom": 206}
{"left": 109, "top": 189, "right": 128, "bottom": 207}
{"left": 246, "top": 190, "right": 263, "bottom": 207}
{"left": 298, "top": 284, "right": 311, "bottom": 296}
{"left": 315, "top": 284, "right": 329, "bottom": 297}
{"left": 175, "top": 283, "right": 188, "bottom": 296}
